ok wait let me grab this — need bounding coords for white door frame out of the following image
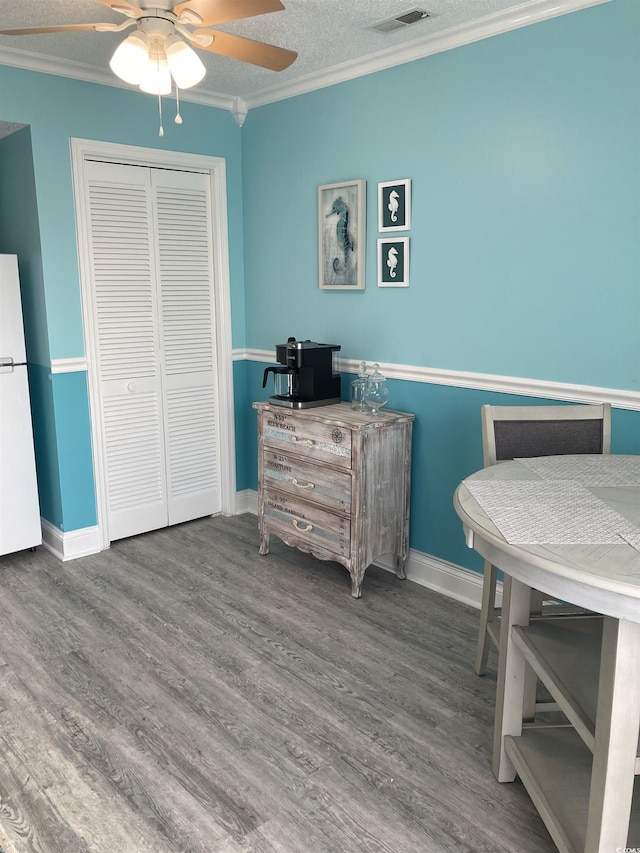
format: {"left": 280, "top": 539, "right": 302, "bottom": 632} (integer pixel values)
{"left": 71, "top": 138, "right": 236, "bottom": 551}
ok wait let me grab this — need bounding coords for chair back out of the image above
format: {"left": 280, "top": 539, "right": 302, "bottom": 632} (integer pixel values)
{"left": 481, "top": 403, "right": 611, "bottom": 467}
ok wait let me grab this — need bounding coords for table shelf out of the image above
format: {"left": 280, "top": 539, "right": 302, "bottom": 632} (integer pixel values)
{"left": 506, "top": 727, "right": 640, "bottom": 853}
{"left": 513, "top": 616, "right": 640, "bottom": 770}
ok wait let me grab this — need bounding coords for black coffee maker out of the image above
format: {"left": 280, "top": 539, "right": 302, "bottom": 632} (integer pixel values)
{"left": 262, "top": 338, "right": 341, "bottom": 409}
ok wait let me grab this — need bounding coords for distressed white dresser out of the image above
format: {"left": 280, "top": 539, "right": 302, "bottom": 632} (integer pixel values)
{"left": 253, "top": 401, "right": 414, "bottom": 597}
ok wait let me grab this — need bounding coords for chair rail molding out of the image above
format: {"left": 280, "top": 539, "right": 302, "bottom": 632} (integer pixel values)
{"left": 50, "top": 357, "right": 88, "bottom": 374}
{"left": 234, "top": 348, "right": 640, "bottom": 412}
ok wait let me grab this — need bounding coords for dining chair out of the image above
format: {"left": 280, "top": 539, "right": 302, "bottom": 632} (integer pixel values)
{"left": 475, "top": 402, "right": 612, "bottom": 677}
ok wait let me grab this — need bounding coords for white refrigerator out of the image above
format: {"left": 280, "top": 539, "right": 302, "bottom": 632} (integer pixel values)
{"left": 0, "top": 254, "right": 41, "bottom": 555}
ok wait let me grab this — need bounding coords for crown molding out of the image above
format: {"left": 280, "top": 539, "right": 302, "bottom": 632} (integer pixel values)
{"left": 0, "top": 0, "right": 610, "bottom": 118}
{"left": 244, "top": 0, "right": 611, "bottom": 109}
{"left": 0, "top": 44, "right": 236, "bottom": 111}
{"left": 234, "top": 348, "right": 640, "bottom": 412}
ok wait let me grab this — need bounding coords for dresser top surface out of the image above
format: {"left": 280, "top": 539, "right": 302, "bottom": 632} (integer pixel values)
{"left": 253, "top": 401, "right": 414, "bottom": 429}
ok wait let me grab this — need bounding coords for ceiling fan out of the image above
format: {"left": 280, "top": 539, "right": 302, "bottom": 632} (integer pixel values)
{"left": 0, "top": 0, "right": 298, "bottom": 96}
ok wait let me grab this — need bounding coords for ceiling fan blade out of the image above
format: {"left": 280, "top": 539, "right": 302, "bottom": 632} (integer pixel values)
{"left": 0, "top": 23, "right": 121, "bottom": 36}
{"left": 93, "top": 0, "right": 144, "bottom": 18}
{"left": 195, "top": 29, "right": 296, "bottom": 71}
{"left": 174, "top": 0, "right": 284, "bottom": 27}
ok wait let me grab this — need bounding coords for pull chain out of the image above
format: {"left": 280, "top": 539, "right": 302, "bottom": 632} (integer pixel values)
{"left": 175, "top": 86, "right": 183, "bottom": 125}
{"left": 155, "top": 47, "right": 164, "bottom": 137}
{"left": 158, "top": 91, "right": 164, "bottom": 137}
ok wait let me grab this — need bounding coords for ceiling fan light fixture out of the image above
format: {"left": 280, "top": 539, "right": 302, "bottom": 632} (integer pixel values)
{"left": 139, "top": 54, "right": 172, "bottom": 95}
{"left": 165, "top": 35, "right": 206, "bottom": 89}
{"left": 109, "top": 30, "right": 150, "bottom": 85}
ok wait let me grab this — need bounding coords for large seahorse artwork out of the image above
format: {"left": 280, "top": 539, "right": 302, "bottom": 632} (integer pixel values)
{"left": 326, "top": 196, "right": 354, "bottom": 274}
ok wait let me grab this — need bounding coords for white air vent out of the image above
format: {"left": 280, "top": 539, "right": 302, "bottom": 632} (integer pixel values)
{"left": 370, "top": 9, "right": 432, "bottom": 34}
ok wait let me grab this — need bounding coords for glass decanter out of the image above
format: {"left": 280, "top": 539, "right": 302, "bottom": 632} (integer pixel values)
{"left": 364, "top": 363, "right": 389, "bottom": 414}
{"left": 351, "top": 361, "right": 368, "bottom": 411}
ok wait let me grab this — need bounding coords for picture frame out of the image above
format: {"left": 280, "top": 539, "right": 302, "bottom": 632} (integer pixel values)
{"left": 318, "top": 179, "right": 366, "bottom": 290}
{"left": 377, "top": 237, "right": 409, "bottom": 287}
{"left": 378, "top": 179, "right": 411, "bottom": 232}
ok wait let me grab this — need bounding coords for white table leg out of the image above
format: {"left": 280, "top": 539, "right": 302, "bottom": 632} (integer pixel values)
{"left": 585, "top": 616, "right": 640, "bottom": 852}
{"left": 493, "top": 574, "right": 531, "bottom": 782}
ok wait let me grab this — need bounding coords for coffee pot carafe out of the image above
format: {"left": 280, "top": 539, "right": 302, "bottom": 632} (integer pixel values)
{"left": 262, "top": 366, "right": 297, "bottom": 399}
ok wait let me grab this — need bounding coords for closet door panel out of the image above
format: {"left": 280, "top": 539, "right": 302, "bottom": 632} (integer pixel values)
{"left": 153, "top": 170, "right": 221, "bottom": 523}
{"left": 165, "top": 381, "right": 218, "bottom": 524}
{"left": 102, "top": 390, "right": 165, "bottom": 540}
{"left": 86, "top": 162, "right": 168, "bottom": 540}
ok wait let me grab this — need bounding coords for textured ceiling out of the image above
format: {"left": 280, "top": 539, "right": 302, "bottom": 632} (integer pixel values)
{"left": 0, "top": 0, "right": 596, "bottom": 104}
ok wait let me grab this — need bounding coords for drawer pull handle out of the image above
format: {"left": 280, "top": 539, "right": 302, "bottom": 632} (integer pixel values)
{"left": 292, "top": 478, "right": 315, "bottom": 490}
{"left": 293, "top": 519, "right": 313, "bottom": 532}
{"left": 292, "top": 436, "right": 315, "bottom": 446}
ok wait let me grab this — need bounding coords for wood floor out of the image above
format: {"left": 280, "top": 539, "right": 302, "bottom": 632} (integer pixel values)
{"left": 0, "top": 514, "right": 556, "bottom": 853}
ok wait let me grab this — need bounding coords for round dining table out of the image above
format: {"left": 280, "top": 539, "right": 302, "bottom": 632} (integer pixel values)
{"left": 454, "top": 455, "right": 640, "bottom": 853}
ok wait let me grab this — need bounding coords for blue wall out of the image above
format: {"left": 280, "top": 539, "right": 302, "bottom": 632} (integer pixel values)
{"left": 0, "top": 67, "right": 245, "bottom": 533}
{"left": 1, "top": 0, "right": 639, "bottom": 574}
{"left": 0, "top": 67, "right": 246, "bottom": 360}
{"left": 239, "top": 0, "right": 640, "bottom": 571}
{"left": 0, "top": 127, "right": 64, "bottom": 525}
{"left": 241, "top": 0, "right": 639, "bottom": 390}
{"left": 243, "top": 362, "right": 640, "bottom": 572}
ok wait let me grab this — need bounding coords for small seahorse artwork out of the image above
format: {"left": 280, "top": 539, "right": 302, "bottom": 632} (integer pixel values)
{"left": 379, "top": 180, "right": 410, "bottom": 232}
{"left": 386, "top": 246, "right": 398, "bottom": 278}
{"left": 387, "top": 189, "right": 400, "bottom": 223}
{"left": 326, "top": 196, "right": 354, "bottom": 274}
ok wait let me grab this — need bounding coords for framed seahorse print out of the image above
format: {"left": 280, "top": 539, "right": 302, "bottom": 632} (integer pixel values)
{"left": 377, "top": 237, "right": 409, "bottom": 288}
{"left": 318, "top": 179, "right": 366, "bottom": 290}
{"left": 378, "top": 179, "right": 411, "bottom": 232}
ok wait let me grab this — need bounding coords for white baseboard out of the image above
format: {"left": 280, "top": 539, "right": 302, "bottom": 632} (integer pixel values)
{"left": 39, "top": 497, "right": 504, "bottom": 611}
{"left": 235, "top": 489, "right": 258, "bottom": 515}
{"left": 41, "top": 519, "right": 102, "bottom": 561}
{"left": 235, "top": 489, "right": 502, "bottom": 610}
{"left": 373, "top": 551, "right": 502, "bottom": 610}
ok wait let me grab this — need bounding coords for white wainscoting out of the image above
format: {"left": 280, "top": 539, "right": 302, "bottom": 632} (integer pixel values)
{"left": 235, "top": 348, "right": 640, "bottom": 411}
{"left": 53, "top": 349, "right": 640, "bottom": 411}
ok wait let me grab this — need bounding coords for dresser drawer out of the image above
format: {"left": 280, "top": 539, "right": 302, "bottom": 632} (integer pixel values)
{"left": 262, "top": 451, "right": 351, "bottom": 514}
{"left": 263, "top": 489, "right": 350, "bottom": 558}
{"left": 260, "top": 410, "right": 352, "bottom": 469}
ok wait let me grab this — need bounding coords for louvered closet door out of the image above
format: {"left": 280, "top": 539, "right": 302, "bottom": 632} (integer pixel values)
{"left": 151, "top": 168, "right": 221, "bottom": 525}
{"left": 85, "top": 161, "right": 221, "bottom": 541}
